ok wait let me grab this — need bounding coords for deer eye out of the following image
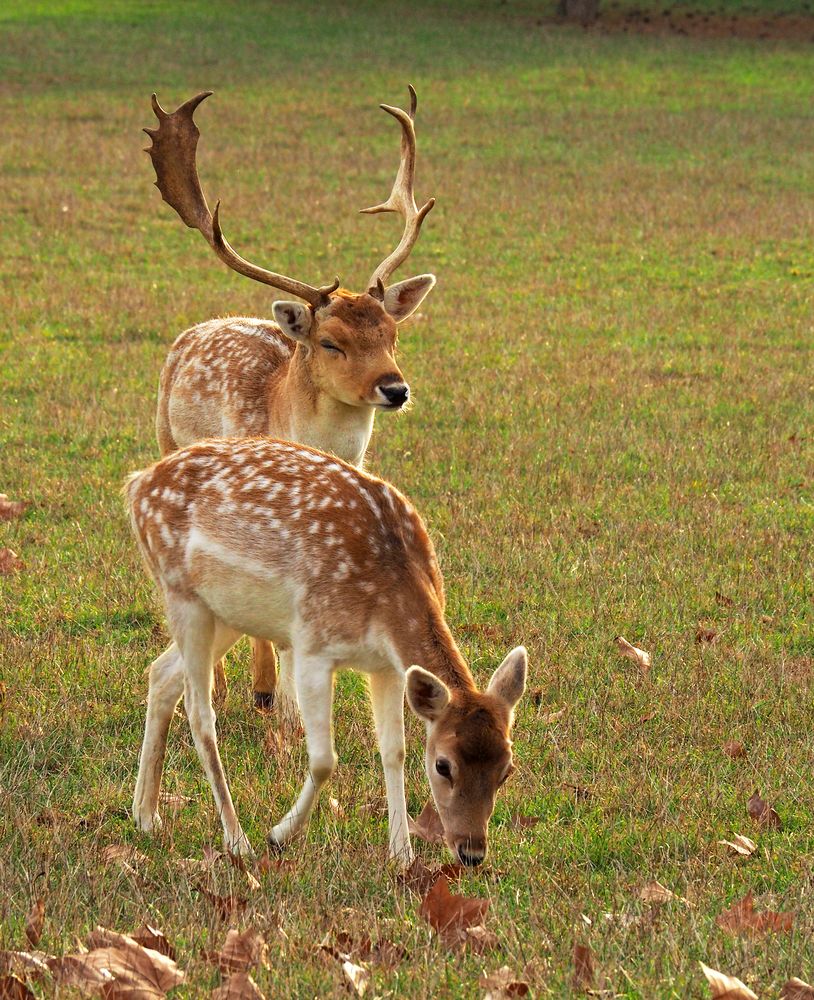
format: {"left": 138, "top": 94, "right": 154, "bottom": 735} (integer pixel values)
{"left": 320, "top": 340, "right": 343, "bottom": 355}
{"left": 435, "top": 758, "right": 452, "bottom": 781}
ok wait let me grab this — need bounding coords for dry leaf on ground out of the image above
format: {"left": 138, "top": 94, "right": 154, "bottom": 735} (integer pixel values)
{"left": 327, "top": 796, "right": 345, "bottom": 819}
{"left": 462, "top": 924, "right": 499, "bottom": 954}
{"left": 696, "top": 626, "right": 718, "bottom": 643}
{"left": 723, "top": 741, "right": 747, "bottom": 759}
{"left": 781, "top": 979, "right": 814, "bottom": 999}
{"left": 100, "top": 844, "right": 149, "bottom": 869}
{"left": 715, "top": 891, "right": 793, "bottom": 936}
{"left": 0, "top": 496, "right": 27, "bottom": 521}
{"left": 132, "top": 924, "right": 176, "bottom": 961}
{"left": 614, "top": 636, "right": 651, "bottom": 672}
{"left": 158, "top": 792, "right": 191, "bottom": 812}
{"left": 479, "top": 965, "right": 530, "bottom": 999}
{"left": 540, "top": 706, "right": 568, "bottom": 724}
{"left": 408, "top": 801, "right": 446, "bottom": 845}
{"left": 717, "top": 835, "right": 757, "bottom": 858}
{"left": 195, "top": 885, "right": 248, "bottom": 921}
{"left": 715, "top": 591, "right": 735, "bottom": 607}
{"left": 50, "top": 926, "right": 185, "bottom": 998}
{"left": 419, "top": 877, "right": 489, "bottom": 948}
{"left": 211, "top": 971, "right": 266, "bottom": 999}
{"left": 204, "top": 929, "right": 268, "bottom": 974}
{"left": 0, "top": 550, "right": 24, "bottom": 575}
{"left": 341, "top": 960, "right": 369, "bottom": 997}
{"left": 0, "top": 975, "right": 36, "bottom": 999}
{"left": 397, "top": 856, "right": 461, "bottom": 896}
{"left": 24, "top": 899, "right": 45, "bottom": 948}
{"left": 571, "top": 942, "right": 595, "bottom": 991}
{"left": 510, "top": 813, "right": 541, "bottom": 830}
{"left": 747, "top": 790, "right": 782, "bottom": 829}
{"left": 0, "top": 953, "right": 52, "bottom": 981}
{"left": 637, "top": 881, "right": 682, "bottom": 904}
{"left": 699, "top": 960, "right": 758, "bottom": 999}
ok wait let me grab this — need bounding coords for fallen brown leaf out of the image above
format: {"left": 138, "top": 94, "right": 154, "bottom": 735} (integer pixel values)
{"left": 24, "top": 898, "right": 44, "bottom": 948}
{"left": 563, "top": 783, "right": 593, "bottom": 801}
{"left": 158, "top": 791, "right": 191, "bottom": 812}
{"left": 0, "top": 952, "right": 52, "bottom": 981}
{"left": 699, "top": 960, "right": 758, "bottom": 999}
{"left": 615, "top": 636, "right": 651, "bottom": 672}
{"left": 0, "top": 496, "right": 27, "bottom": 522}
{"left": 781, "top": 979, "right": 814, "bottom": 1000}
{"left": 195, "top": 884, "right": 247, "bottom": 921}
{"left": 463, "top": 924, "right": 499, "bottom": 954}
{"left": 480, "top": 965, "right": 530, "bottom": 999}
{"left": 132, "top": 924, "right": 176, "bottom": 961}
{"left": 723, "top": 741, "right": 747, "bottom": 759}
{"left": 510, "top": 813, "right": 541, "bottom": 830}
{"left": 50, "top": 926, "right": 185, "bottom": 998}
{"left": 747, "top": 790, "right": 782, "bottom": 829}
{"left": 419, "top": 877, "right": 489, "bottom": 948}
{"left": 100, "top": 844, "right": 149, "bottom": 869}
{"left": 571, "top": 942, "right": 595, "bottom": 991}
{"left": 637, "top": 881, "right": 682, "bottom": 904}
{"left": 255, "top": 852, "right": 295, "bottom": 875}
{"left": 408, "top": 800, "right": 445, "bottom": 845}
{"left": 204, "top": 928, "right": 268, "bottom": 974}
{"left": 327, "top": 796, "right": 345, "bottom": 819}
{"left": 530, "top": 688, "right": 544, "bottom": 707}
{"left": 396, "top": 856, "right": 455, "bottom": 896}
{"left": 540, "top": 706, "right": 567, "bottom": 724}
{"left": 717, "top": 835, "right": 757, "bottom": 858}
{"left": 0, "top": 975, "right": 35, "bottom": 999}
{"left": 715, "top": 891, "right": 793, "bottom": 936}
{"left": 715, "top": 591, "right": 735, "bottom": 608}
{"left": 696, "top": 626, "right": 718, "bottom": 644}
{"left": 341, "top": 959, "right": 369, "bottom": 997}
{"left": 0, "top": 550, "right": 24, "bottom": 575}
{"left": 211, "top": 971, "right": 266, "bottom": 999}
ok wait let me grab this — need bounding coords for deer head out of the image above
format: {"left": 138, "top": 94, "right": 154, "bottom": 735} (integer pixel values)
{"left": 406, "top": 647, "right": 528, "bottom": 865}
{"left": 144, "top": 88, "right": 436, "bottom": 412}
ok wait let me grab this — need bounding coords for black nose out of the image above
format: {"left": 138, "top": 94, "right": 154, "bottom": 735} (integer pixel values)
{"left": 457, "top": 848, "right": 485, "bottom": 867}
{"left": 380, "top": 383, "right": 409, "bottom": 407}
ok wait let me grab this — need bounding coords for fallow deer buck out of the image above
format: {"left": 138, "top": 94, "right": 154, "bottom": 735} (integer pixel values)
{"left": 127, "top": 438, "right": 527, "bottom": 865}
{"left": 145, "top": 88, "right": 436, "bottom": 710}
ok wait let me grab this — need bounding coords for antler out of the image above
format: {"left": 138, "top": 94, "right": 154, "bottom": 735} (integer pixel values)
{"left": 144, "top": 92, "right": 339, "bottom": 308}
{"left": 361, "top": 85, "right": 436, "bottom": 294}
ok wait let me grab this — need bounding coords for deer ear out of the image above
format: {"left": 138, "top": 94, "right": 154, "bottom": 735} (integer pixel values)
{"left": 487, "top": 647, "right": 527, "bottom": 710}
{"left": 272, "top": 301, "right": 313, "bottom": 342}
{"left": 405, "top": 665, "right": 450, "bottom": 721}
{"left": 383, "top": 274, "right": 436, "bottom": 323}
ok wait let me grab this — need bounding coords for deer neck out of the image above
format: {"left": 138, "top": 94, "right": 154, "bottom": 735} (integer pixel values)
{"left": 395, "top": 607, "right": 477, "bottom": 694}
{"left": 273, "top": 346, "right": 375, "bottom": 467}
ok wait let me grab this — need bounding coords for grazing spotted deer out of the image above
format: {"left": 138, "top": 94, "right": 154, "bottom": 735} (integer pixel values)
{"left": 127, "top": 438, "right": 527, "bottom": 865}
{"left": 145, "top": 88, "right": 436, "bottom": 710}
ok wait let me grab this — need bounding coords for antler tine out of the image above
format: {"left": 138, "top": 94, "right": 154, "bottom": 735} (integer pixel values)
{"left": 145, "top": 91, "right": 340, "bottom": 308}
{"left": 361, "top": 85, "right": 435, "bottom": 293}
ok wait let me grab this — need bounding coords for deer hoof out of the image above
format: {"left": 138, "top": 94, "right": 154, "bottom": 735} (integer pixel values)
{"left": 253, "top": 691, "right": 275, "bottom": 712}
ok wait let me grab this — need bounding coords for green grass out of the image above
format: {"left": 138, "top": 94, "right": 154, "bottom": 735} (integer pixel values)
{"left": 1, "top": 1, "right": 813, "bottom": 996}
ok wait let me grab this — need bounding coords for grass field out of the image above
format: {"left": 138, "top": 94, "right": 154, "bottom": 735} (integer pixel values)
{"left": 2, "top": 1, "right": 814, "bottom": 996}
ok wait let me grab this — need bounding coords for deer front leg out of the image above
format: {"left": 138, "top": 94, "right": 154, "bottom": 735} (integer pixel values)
{"left": 250, "top": 637, "right": 278, "bottom": 711}
{"left": 368, "top": 669, "right": 412, "bottom": 865}
{"left": 269, "top": 654, "right": 335, "bottom": 848}
{"left": 133, "top": 642, "right": 184, "bottom": 833}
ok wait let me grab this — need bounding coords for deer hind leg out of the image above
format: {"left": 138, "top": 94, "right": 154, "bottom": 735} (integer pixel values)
{"left": 133, "top": 642, "right": 184, "bottom": 833}
{"left": 368, "top": 669, "right": 412, "bottom": 865}
{"left": 172, "top": 601, "right": 249, "bottom": 856}
{"left": 213, "top": 657, "right": 228, "bottom": 706}
{"left": 276, "top": 648, "right": 301, "bottom": 733}
{"left": 250, "top": 637, "right": 278, "bottom": 710}
{"left": 268, "top": 653, "right": 335, "bottom": 849}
